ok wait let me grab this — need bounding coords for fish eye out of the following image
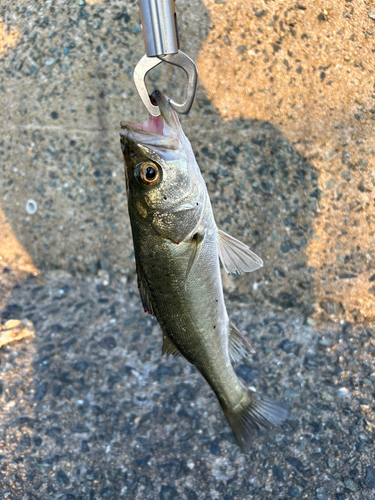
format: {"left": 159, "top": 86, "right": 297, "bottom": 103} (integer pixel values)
{"left": 137, "top": 162, "right": 161, "bottom": 186}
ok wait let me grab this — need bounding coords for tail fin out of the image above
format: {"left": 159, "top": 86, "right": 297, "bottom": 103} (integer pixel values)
{"left": 222, "top": 390, "right": 288, "bottom": 453}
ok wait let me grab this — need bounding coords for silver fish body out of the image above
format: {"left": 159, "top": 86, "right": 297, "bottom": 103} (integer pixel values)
{"left": 120, "top": 91, "right": 288, "bottom": 452}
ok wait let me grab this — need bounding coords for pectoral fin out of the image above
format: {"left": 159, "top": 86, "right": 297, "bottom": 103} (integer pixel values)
{"left": 162, "top": 334, "right": 182, "bottom": 357}
{"left": 137, "top": 268, "right": 155, "bottom": 316}
{"left": 184, "top": 232, "right": 204, "bottom": 289}
{"left": 228, "top": 320, "right": 256, "bottom": 363}
{"left": 217, "top": 229, "right": 263, "bottom": 274}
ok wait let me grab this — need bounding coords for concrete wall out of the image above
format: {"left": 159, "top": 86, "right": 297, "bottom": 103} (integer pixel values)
{"left": 1, "top": 0, "right": 374, "bottom": 323}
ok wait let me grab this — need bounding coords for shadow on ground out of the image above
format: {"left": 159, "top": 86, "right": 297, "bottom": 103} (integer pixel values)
{"left": 0, "top": 0, "right": 321, "bottom": 319}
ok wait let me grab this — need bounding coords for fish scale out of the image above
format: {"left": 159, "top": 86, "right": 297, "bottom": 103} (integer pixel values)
{"left": 138, "top": 232, "right": 242, "bottom": 411}
{"left": 120, "top": 89, "right": 288, "bottom": 452}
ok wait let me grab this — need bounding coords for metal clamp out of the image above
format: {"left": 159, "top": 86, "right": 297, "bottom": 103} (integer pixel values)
{"left": 135, "top": 0, "right": 198, "bottom": 116}
{"left": 133, "top": 51, "right": 198, "bottom": 116}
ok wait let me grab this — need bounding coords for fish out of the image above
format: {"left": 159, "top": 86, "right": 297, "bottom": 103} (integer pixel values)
{"left": 120, "top": 90, "right": 288, "bottom": 452}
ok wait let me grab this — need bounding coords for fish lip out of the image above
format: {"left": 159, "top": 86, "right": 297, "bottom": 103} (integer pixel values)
{"left": 120, "top": 125, "right": 180, "bottom": 152}
{"left": 120, "top": 122, "right": 158, "bottom": 138}
{"left": 120, "top": 91, "right": 181, "bottom": 151}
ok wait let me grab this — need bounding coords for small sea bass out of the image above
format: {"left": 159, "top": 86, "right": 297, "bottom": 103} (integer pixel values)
{"left": 120, "top": 91, "right": 288, "bottom": 452}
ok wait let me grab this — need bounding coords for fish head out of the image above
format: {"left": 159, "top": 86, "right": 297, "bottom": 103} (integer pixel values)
{"left": 120, "top": 91, "right": 206, "bottom": 243}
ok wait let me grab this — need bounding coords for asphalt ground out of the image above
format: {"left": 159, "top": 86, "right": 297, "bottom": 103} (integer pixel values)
{"left": 1, "top": 266, "right": 375, "bottom": 500}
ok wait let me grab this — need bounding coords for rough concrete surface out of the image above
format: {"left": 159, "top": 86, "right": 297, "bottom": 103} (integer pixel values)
{"left": 1, "top": 267, "right": 375, "bottom": 500}
{"left": 0, "top": 1, "right": 375, "bottom": 498}
{"left": 0, "top": 0, "right": 374, "bottom": 322}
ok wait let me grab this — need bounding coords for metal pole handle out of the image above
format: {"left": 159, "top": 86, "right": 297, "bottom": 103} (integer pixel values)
{"left": 138, "top": 0, "right": 179, "bottom": 57}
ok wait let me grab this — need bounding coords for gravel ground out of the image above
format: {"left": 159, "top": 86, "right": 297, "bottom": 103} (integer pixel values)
{"left": 1, "top": 0, "right": 374, "bottom": 323}
{"left": 1, "top": 266, "right": 375, "bottom": 500}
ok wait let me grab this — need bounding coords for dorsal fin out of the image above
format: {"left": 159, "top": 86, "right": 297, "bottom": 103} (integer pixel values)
{"left": 162, "top": 334, "right": 182, "bottom": 357}
{"left": 228, "top": 320, "right": 255, "bottom": 363}
{"left": 217, "top": 229, "right": 263, "bottom": 274}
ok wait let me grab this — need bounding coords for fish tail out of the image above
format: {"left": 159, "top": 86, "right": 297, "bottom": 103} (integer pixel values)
{"left": 222, "top": 390, "right": 288, "bottom": 453}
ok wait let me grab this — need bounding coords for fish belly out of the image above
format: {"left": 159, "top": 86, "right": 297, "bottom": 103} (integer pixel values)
{"left": 133, "top": 218, "right": 244, "bottom": 407}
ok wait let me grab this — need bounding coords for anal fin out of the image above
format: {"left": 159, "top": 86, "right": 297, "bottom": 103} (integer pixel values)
{"left": 162, "top": 334, "right": 182, "bottom": 357}
{"left": 217, "top": 229, "right": 263, "bottom": 274}
{"left": 229, "top": 320, "right": 255, "bottom": 363}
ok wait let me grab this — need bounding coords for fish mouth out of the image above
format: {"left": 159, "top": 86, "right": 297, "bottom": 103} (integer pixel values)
{"left": 120, "top": 91, "right": 181, "bottom": 152}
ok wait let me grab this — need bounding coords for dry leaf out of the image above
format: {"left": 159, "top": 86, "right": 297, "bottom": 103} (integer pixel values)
{"left": 365, "top": 420, "right": 375, "bottom": 431}
{"left": 0, "top": 319, "right": 35, "bottom": 348}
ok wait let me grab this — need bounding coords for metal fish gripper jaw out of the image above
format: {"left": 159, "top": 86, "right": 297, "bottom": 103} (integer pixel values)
{"left": 134, "top": 0, "right": 198, "bottom": 117}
